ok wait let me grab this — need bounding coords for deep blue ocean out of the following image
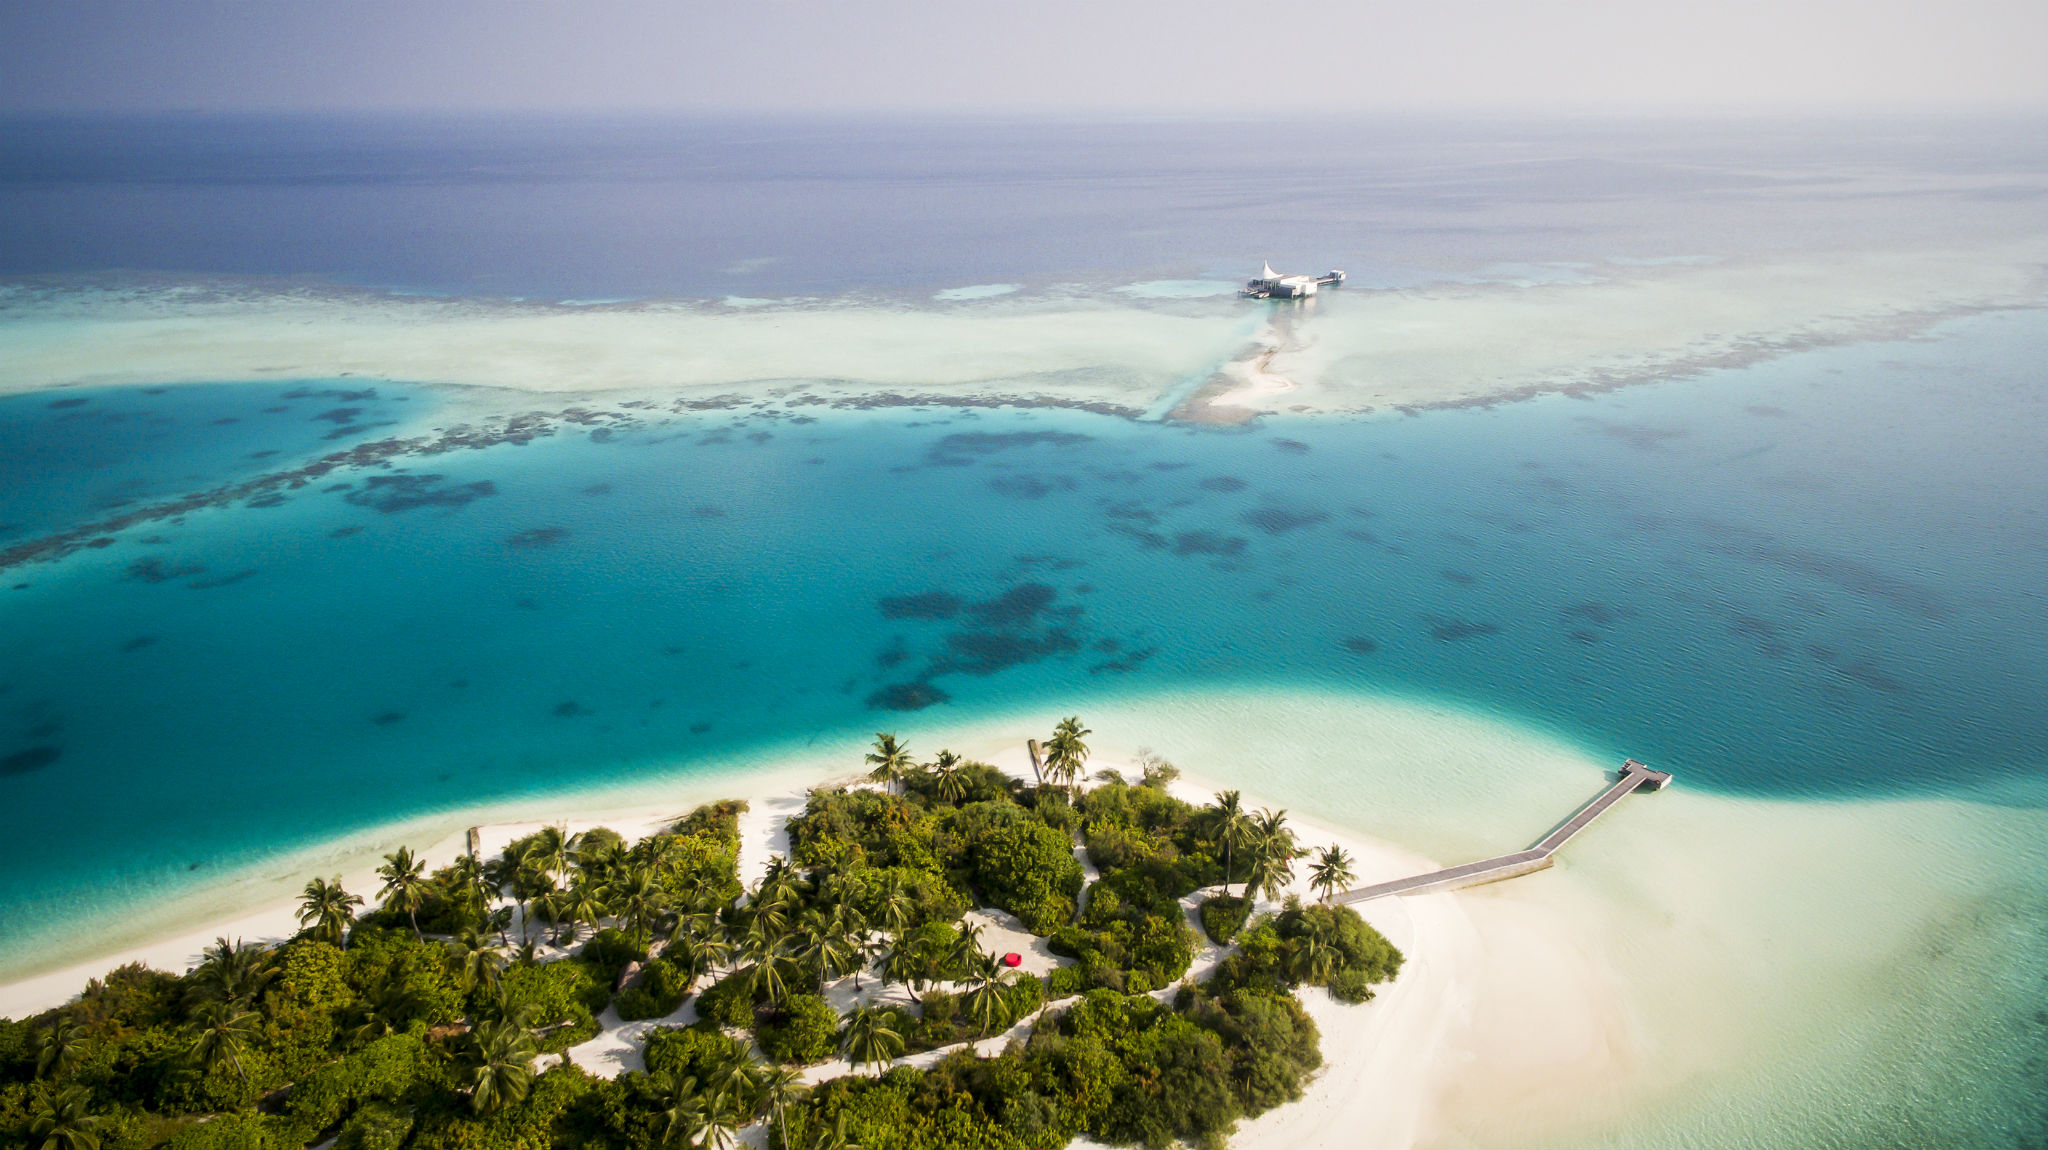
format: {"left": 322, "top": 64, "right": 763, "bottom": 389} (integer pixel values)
{"left": 4, "top": 114, "right": 2044, "bottom": 297}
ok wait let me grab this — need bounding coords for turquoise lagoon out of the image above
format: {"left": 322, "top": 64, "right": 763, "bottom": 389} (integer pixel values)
{"left": 1, "top": 308, "right": 2046, "bottom": 1144}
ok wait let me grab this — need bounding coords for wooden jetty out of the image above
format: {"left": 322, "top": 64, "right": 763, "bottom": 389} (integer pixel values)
{"left": 1334, "top": 759, "right": 1670, "bottom": 906}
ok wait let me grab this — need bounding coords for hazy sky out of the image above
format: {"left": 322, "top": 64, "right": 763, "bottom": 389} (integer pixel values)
{"left": 2, "top": 0, "right": 2044, "bottom": 114}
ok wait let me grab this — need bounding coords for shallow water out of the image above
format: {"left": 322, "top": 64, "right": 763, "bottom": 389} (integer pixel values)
{"left": 2, "top": 114, "right": 2045, "bottom": 1147}
{"left": 3, "top": 309, "right": 2044, "bottom": 939}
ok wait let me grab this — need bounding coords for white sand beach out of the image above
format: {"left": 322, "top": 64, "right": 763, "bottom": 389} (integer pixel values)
{"left": 3, "top": 690, "right": 2041, "bottom": 1149}
{"left": 0, "top": 724, "right": 1626, "bottom": 1150}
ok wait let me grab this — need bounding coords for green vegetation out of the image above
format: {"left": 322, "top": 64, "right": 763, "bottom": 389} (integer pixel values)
{"left": 1197, "top": 895, "right": 1252, "bottom": 945}
{"left": 0, "top": 724, "right": 1403, "bottom": 1150}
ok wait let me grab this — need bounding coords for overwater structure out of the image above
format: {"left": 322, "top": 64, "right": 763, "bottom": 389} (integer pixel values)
{"left": 1241, "top": 262, "right": 1346, "bottom": 298}
{"left": 1337, "top": 759, "right": 1671, "bottom": 904}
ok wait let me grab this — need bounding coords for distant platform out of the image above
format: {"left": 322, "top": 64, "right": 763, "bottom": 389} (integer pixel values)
{"left": 1241, "top": 263, "right": 1346, "bottom": 299}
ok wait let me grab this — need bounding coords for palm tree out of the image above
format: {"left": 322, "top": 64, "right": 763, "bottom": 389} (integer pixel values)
{"left": 838, "top": 1005, "right": 904, "bottom": 1074}
{"left": 795, "top": 911, "right": 854, "bottom": 995}
{"left": 1249, "top": 808, "right": 1301, "bottom": 900}
{"left": 189, "top": 937, "right": 271, "bottom": 1007}
{"left": 864, "top": 733, "right": 913, "bottom": 793}
{"left": 1244, "top": 847, "right": 1292, "bottom": 905}
{"left": 742, "top": 935, "right": 801, "bottom": 1009}
{"left": 1046, "top": 716, "right": 1091, "bottom": 795}
{"left": 607, "top": 864, "right": 669, "bottom": 948}
{"left": 27, "top": 1084, "right": 101, "bottom": 1150}
{"left": 574, "top": 832, "right": 629, "bottom": 884}
{"left": 1308, "top": 845, "right": 1357, "bottom": 904}
{"left": 528, "top": 888, "right": 567, "bottom": 947}
{"left": 928, "top": 750, "right": 968, "bottom": 805}
{"left": 187, "top": 1001, "right": 260, "bottom": 1082}
{"left": 851, "top": 930, "right": 885, "bottom": 992}
{"left": 706, "top": 1045, "right": 764, "bottom": 1107}
{"left": 445, "top": 853, "right": 493, "bottom": 929}
{"left": 33, "top": 1018, "right": 86, "bottom": 1081}
{"left": 461, "top": 1019, "right": 538, "bottom": 1114}
{"left": 377, "top": 847, "right": 431, "bottom": 940}
{"left": 883, "top": 932, "right": 940, "bottom": 1004}
{"left": 1209, "top": 791, "right": 1254, "bottom": 898}
{"left": 480, "top": 985, "right": 540, "bottom": 1030}
{"left": 526, "top": 825, "right": 574, "bottom": 889}
{"left": 694, "top": 1090, "right": 748, "bottom": 1150}
{"left": 756, "top": 1064, "right": 808, "bottom": 1145}
{"left": 561, "top": 879, "right": 611, "bottom": 946}
{"left": 807, "top": 1110, "right": 862, "bottom": 1150}
{"left": 872, "top": 873, "right": 915, "bottom": 934}
{"left": 483, "top": 856, "right": 533, "bottom": 944}
{"left": 481, "top": 853, "right": 519, "bottom": 900}
{"left": 447, "top": 927, "right": 507, "bottom": 994}
{"left": 346, "top": 974, "right": 425, "bottom": 1044}
{"left": 1286, "top": 930, "right": 1340, "bottom": 986}
{"left": 945, "top": 921, "right": 986, "bottom": 979}
{"left": 647, "top": 1072, "right": 703, "bottom": 1147}
{"left": 756, "top": 855, "right": 804, "bottom": 911}
{"left": 508, "top": 857, "right": 556, "bottom": 945}
{"left": 669, "top": 934, "right": 732, "bottom": 993}
{"left": 297, "top": 876, "right": 364, "bottom": 946}
{"left": 961, "top": 952, "right": 1013, "bottom": 1037}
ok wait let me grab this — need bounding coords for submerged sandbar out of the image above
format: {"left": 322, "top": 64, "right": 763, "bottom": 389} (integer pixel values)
{"left": 4, "top": 240, "right": 2043, "bottom": 424}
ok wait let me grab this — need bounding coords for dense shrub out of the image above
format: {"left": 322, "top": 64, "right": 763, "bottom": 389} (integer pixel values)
{"left": 613, "top": 958, "right": 691, "bottom": 1021}
{"left": 1276, "top": 902, "right": 1403, "bottom": 986}
{"left": 273, "top": 939, "right": 354, "bottom": 1011}
{"left": 969, "top": 820, "right": 1084, "bottom": 934}
{"left": 782, "top": 1064, "right": 1026, "bottom": 1150}
{"left": 787, "top": 789, "right": 938, "bottom": 873}
{"left": 1004, "top": 973, "right": 1045, "bottom": 1021}
{"left": 610, "top": 987, "right": 664, "bottom": 1023}
{"left": 1046, "top": 965, "right": 1087, "bottom": 998}
{"left": 1207, "top": 902, "right": 1402, "bottom": 1000}
{"left": 690, "top": 972, "right": 758, "bottom": 1030}
{"left": 283, "top": 1032, "right": 431, "bottom": 1141}
{"left": 577, "top": 929, "right": 646, "bottom": 984}
{"left": 900, "top": 760, "right": 1016, "bottom": 807}
{"left": 1051, "top": 878, "right": 1198, "bottom": 991}
{"left": 408, "top": 1065, "right": 596, "bottom": 1150}
{"left": 1198, "top": 895, "right": 1251, "bottom": 945}
{"left": 502, "top": 959, "right": 608, "bottom": 1033}
{"left": 670, "top": 798, "right": 748, "bottom": 847}
{"left": 1327, "top": 968, "right": 1375, "bottom": 1003}
{"left": 164, "top": 1111, "right": 312, "bottom": 1150}
{"left": 345, "top": 928, "right": 464, "bottom": 1027}
{"left": 1184, "top": 987, "right": 1322, "bottom": 1115}
{"left": 643, "top": 1026, "right": 749, "bottom": 1084}
{"left": 2, "top": 725, "right": 1406, "bottom": 1150}
{"left": 846, "top": 865, "right": 969, "bottom": 928}
{"left": 911, "top": 991, "right": 960, "bottom": 1050}
{"left": 335, "top": 1100, "right": 414, "bottom": 1150}
{"left": 758, "top": 994, "right": 840, "bottom": 1064}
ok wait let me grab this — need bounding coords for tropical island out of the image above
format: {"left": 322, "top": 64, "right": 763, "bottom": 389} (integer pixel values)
{"left": 0, "top": 720, "right": 1403, "bottom": 1150}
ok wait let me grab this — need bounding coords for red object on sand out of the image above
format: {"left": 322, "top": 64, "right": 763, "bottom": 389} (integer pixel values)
{"left": 1002, "top": 952, "right": 1023, "bottom": 968}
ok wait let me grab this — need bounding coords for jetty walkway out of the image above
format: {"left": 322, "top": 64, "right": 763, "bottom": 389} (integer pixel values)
{"left": 1334, "top": 759, "right": 1670, "bottom": 906}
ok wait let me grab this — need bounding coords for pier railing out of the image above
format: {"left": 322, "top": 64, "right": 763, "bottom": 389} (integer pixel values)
{"left": 1334, "top": 760, "right": 1669, "bottom": 906}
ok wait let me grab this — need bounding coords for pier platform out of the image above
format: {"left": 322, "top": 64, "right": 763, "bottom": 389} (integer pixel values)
{"left": 1334, "top": 759, "right": 1669, "bottom": 905}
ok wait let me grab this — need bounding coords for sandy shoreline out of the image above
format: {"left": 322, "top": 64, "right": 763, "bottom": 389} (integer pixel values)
{"left": 0, "top": 735, "right": 1624, "bottom": 1150}
{"left": 5, "top": 686, "right": 2039, "bottom": 1149}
